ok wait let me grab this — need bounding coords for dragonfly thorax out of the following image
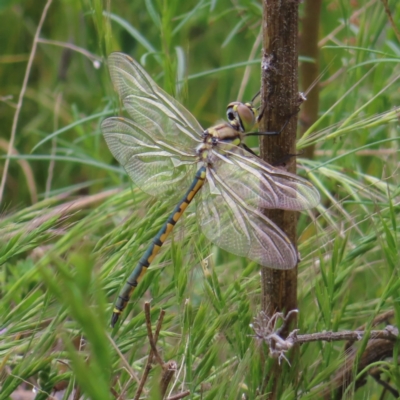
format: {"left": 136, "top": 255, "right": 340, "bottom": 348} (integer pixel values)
{"left": 197, "top": 122, "right": 244, "bottom": 163}
{"left": 196, "top": 101, "right": 257, "bottom": 164}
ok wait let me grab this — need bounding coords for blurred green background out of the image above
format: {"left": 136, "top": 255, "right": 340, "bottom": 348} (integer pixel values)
{"left": 0, "top": 0, "right": 399, "bottom": 399}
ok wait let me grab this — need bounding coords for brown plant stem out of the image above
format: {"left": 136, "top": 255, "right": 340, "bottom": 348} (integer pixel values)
{"left": 134, "top": 304, "right": 166, "bottom": 400}
{"left": 260, "top": 0, "right": 301, "bottom": 397}
{"left": 166, "top": 390, "right": 191, "bottom": 400}
{"left": 144, "top": 303, "right": 165, "bottom": 366}
{"left": 160, "top": 361, "right": 178, "bottom": 398}
{"left": 135, "top": 304, "right": 186, "bottom": 399}
{"left": 380, "top": 0, "right": 400, "bottom": 43}
{"left": 260, "top": 0, "right": 300, "bottom": 326}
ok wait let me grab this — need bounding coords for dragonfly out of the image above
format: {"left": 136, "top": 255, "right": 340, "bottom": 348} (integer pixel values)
{"left": 102, "top": 52, "right": 320, "bottom": 327}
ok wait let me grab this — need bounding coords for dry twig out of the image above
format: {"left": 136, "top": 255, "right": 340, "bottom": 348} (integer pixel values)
{"left": 166, "top": 390, "right": 191, "bottom": 400}
{"left": 132, "top": 303, "right": 190, "bottom": 400}
{"left": 0, "top": 0, "right": 54, "bottom": 204}
{"left": 251, "top": 310, "right": 399, "bottom": 398}
{"left": 134, "top": 304, "right": 166, "bottom": 400}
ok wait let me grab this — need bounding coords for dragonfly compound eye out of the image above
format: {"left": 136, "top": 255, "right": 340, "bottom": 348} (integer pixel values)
{"left": 236, "top": 103, "right": 256, "bottom": 132}
{"left": 226, "top": 107, "right": 236, "bottom": 123}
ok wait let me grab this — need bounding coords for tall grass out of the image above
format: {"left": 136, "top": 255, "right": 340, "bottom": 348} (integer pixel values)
{"left": 0, "top": 0, "right": 399, "bottom": 398}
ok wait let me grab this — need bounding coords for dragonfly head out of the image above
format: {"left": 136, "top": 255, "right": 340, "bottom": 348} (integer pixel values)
{"left": 226, "top": 102, "right": 258, "bottom": 133}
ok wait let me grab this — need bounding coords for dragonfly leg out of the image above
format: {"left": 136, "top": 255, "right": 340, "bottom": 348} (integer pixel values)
{"left": 247, "top": 107, "right": 300, "bottom": 137}
{"left": 241, "top": 143, "right": 259, "bottom": 157}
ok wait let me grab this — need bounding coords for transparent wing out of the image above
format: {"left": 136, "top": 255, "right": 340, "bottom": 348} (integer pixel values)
{"left": 102, "top": 117, "right": 197, "bottom": 198}
{"left": 196, "top": 145, "right": 319, "bottom": 268}
{"left": 103, "top": 52, "right": 204, "bottom": 197}
{"left": 197, "top": 167, "right": 298, "bottom": 269}
{"left": 107, "top": 52, "right": 203, "bottom": 152}
{"left": 210, "top": 143, "right": 320, "bottom": 211}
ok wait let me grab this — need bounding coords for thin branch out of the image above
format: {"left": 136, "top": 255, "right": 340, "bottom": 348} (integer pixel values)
{"left": 140, "top": 304, "right": 180, "bottom": 399}
{"left": 294, "top": 327, "right": 398, "bottom": 343}
{"left": 344, "top": 310, "right": 395, "bottom": 351}
{"left": 166, "top": 390, "right": 191, "bottom": 400}
{"left": 108, "top": 333, "right": 141, "bottom": 386}
{"left": 380, "top": 0, "right": 400, "bottom": 43}
{"left": 160, "top": 361, "right": 178, "bottom": 398}
{"left": 37, "top": 38, "right": 102, "bottom": 63}
{"left": 0, "top": 138, "right": 37, "bottom": 203}
{"left": 251, "top": 311, "right": 399, "bottom": 365}
{"left": 0, "top": 0, "right": 53, "bottom": 204}
{"left": 134, "top": 305, "right": 166, "bottom": 400}
{"left": 45, "top": 92, "right": 63, "bottom": 198}
{"left": 144, "top": 302, "right": 165, "bottom": 367}
{"left": 370, "top": 367, "right": 400, "bottom": 397}
{"left": 315, "top": 149, "right": 398, "bottom": 157}
{"left": 318, "top": 0, "right": 377, "bottom": 47}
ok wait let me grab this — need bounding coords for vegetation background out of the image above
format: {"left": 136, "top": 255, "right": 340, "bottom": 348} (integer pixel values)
{"left": 0, "top": 0, "right": 399, "bottom": 399}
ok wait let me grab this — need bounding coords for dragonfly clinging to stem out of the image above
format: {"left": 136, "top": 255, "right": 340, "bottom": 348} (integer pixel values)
{"left": 102, "top": 52, "right": 320, "bottom": 327}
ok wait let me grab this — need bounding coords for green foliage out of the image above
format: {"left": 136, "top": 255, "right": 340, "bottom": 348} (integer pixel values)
{"left": 0, "top": 0, "right": 399, "bottom": 399}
